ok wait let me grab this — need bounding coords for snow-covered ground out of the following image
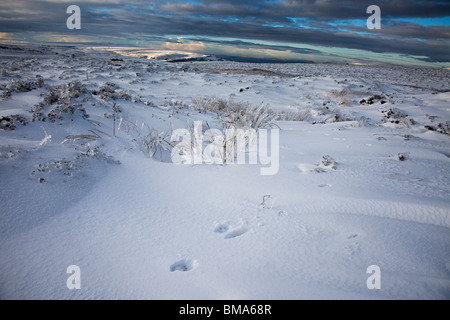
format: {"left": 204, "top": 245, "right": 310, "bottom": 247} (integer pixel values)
{"left": 0, "top": 44, "right": 449, "bottom": 299}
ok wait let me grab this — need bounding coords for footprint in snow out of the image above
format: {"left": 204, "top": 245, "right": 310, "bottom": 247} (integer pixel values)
{"left": 327, "top": 233, "right": 362, "bottom": 257}
{"left": 214, "top": 222, "right": 249, "bottom": 239}
{"left": 214, "top": 222, "right": 230, "bottom": 234}
{"left": 318, "top": 183, "right": 332, "bottom": 188}
{"left": 224, "top": 226, "right": 249, "bottom": 239}
{"left": 344, "top": 234, "right": 361, "bottom": 256}
{"left": 278, "top": 210, "right": 287, "bottom": 217}
{"left": 297, "top": 163, "right": 316, "bottom": 174}
{"left": 170, "top": 259, "right": 198, "bottom": 272}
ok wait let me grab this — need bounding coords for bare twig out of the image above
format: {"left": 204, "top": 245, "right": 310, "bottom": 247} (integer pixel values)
{"left": 261, "top": 194, "right": 271, "bottom": 208}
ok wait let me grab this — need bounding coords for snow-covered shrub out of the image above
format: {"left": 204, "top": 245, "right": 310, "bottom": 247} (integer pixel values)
{"left": 191, "top": 96, "right": 227, "bottom": 114}
{"left": 30, "top": 159, "right": 78, "bottom": 182}
{"left": 30, "top": 146, "right": 119, "bottom": 183}
{"left": 222, "top": 100, "right": 277, "bottom": 129}
{"left": 91, "top": 82, "right": 132, "bottom": 102}
{"left": 76, "top": 146, "right": 120, "bottom": 164}
{"left": 424, "top": 121, "right": 450, "bottom": 136}
{"left": 140, "top": 126, "right": 172, "bottom": 160}
{"left": 277, "top": 109, "right": 313, "bottom": 122}
{"left": 278, "top": 106, "right": 353, "bottom": 124}
{"left": 163, "top": 99, "right": 188, "bottom": 109}
{"left": 32, "top": 80, "right": 90, "bottom": 122}
{"left": 325, "top": 109, "right": 353, "bottom": 123}
{"left": 328, "top": 88, "right": 353, "bottom": 106}
{"left": 0, "top": 146, "right": 21, "bottom": 161}
{"left": 115, "top": 118, "right": 173, "bottom": 161}
{"left": 170, "top": 120, "right": 263, "bottom": 166}
{"left": 397, "top": 153, "right": 410, "bottom": 161}
{"left": 315, "top": 155, "right": 337, "bottom": 172}
{"left": 328, "top": 87, "right": 386, "bottom": 107}
{"left": 359, "top": 94, "right": 388, "bottom": 105}
{"left": 191, "top": 96, "right": 277, "bottom": 129}
{"left": 144, "top": 100, "right": 156, "bottom": 107}
{"left": 2, "top": 76, "right": 45, "bottom": 99}
{"left": 436, "top": 122, "right": 450, "bottom": 136}
{"left": 354, "top": 116, "right": 371, "bottom": 127}
{"left": 47, "top": 104, "right": 89, "bottom": 122}
{"left": 379, "top": 108, "right": 416, "bottom": 128}
{"left": 0, "top": 115, "right": 27, "bottom": 130}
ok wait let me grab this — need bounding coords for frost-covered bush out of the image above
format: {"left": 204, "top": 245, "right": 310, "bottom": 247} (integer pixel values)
{"left": 115, "top": 118, "right": 173, "bottom": 161}
{"left": 30, "top": 146, "right": 119, "bottom": 183}
{"left": 397, "top": 153, "right": 410, "bottom": 161}
{"left": 0, "top": 146, "right": 21, "bottom": 161}
{"left": 30, "top": 160, "right": 76, "bottom": 181}
{"left": 378, "top": 108, "right": 416, "bottom": 128}
{"left": 424, "top": 121, "right": 450, "bottom": 136}
{"left": 277, "top": 109, "right": 313, "bottom": 122}
{"left": 32, "top": 80, "right": 90, "bottom": 122}
{"left": 163, "top": 99, "right": 188, "bottom": 109}
{"left": 2, "top": 75, "right": 45, "bottom": 99}
{"left": 223, "top": 100, "right": 277, "bottom": 129}
{"left": 140, "top": 126, "right": 172, "bottom": 160}
{"left": 278, "top": 106, "right": 353, "bottom": 124}
{"left": 191, "top": 96, "right": 277, "bottom": 129}
{"left": 325, "top": 109, "right": 353, "bottom": 123}
{"left": 0, "top": 115, "right": 27, "bottom": 130}
{"left": 315, "top": 155, "right": 337, "bottom": 172}
{"left": 76, "top": 146, "right": 120, "bottom": 164}
{"left": 191, "top": 96, "right": 227, "bottom": 113}
{"left": 92, "top": 82, "right": 132, "bottom": 101}
{"left": 328, "top": 88, "right": 352, "bottom": 106}
{"left": 359, "top": 94, "right": 388, "bottom": 105}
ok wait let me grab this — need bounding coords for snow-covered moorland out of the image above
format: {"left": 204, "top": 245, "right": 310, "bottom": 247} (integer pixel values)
{"left": 0, "top": 44, "right": 449, "bottom": 299}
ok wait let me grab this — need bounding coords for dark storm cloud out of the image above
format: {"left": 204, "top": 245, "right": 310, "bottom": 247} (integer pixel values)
{"left": 0, "top": 0, "right": 448, "bottom": 64}
{"left": 155, "top": 0, "right": 450, "bottom": 20}
{"left": 342, "top": 21, "right": 450, "bottom": 40}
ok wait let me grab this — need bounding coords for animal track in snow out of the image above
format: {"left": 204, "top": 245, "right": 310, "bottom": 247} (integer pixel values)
{"left": 278, "top": 210, "right": 287, "bottom": 217}
{"left": 214, "top": 222, "right": 230, "bottom": 234}
{"left": 326, "top": 232, "right": 362, "bottom": 257}
{"left": 214, "top": 221, "right": 249, "bottom": 239}
{"left": 170, "top": 258, "right": 198, "bottom": 272}
{"left": 344, "top": 233, "right": 361, "bottom": 256}
{"left": 224, "top": 226, "right": 249, "bottom": 239}
{"left": 297, "top": 163, "right": 316, "bottom": 174}
{"left": 318, "top": 183, "right": 332, "bottom": 188}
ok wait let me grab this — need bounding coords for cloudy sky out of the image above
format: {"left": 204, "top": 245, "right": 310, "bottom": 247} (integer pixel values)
{"left": 0, "top": 0, "right": 449, "bottom": 67}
